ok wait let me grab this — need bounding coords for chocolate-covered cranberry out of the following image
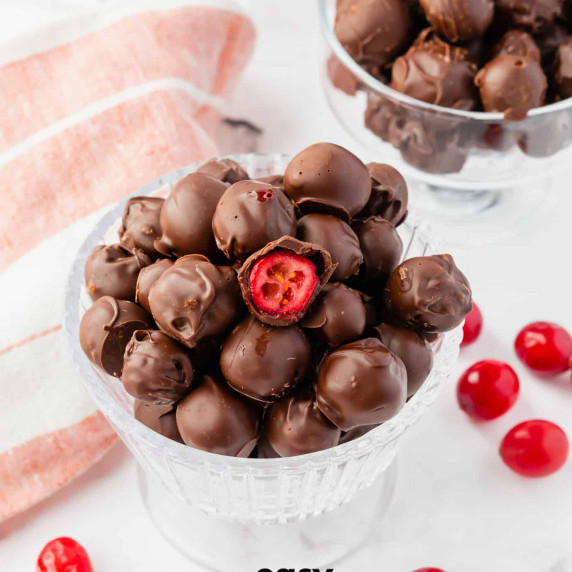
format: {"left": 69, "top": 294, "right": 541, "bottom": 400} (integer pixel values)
{"left": 122, "top": 330, "right": 194, "bottom": 404}
{"left": 315, "top": 338, "right": 407, "bottom": 431}
{"left": 195, "top": 158, "right": 249, "bottom": 184}
{"left": 119, "top": 196, "right": 164, "bottom": 258}
{"left": 135, "top": 258, "right": 173, "bottom": 313}
{"left": 297, "top": 214, "right": 363, "bottom": 282}
{"left": 284, "top": 143, "right": 371, "bottom": 219}
{"left": 84, "top": 243, "right": 151, "bottom": 301}
{"left": 264, "top": 387, "right": 341, "bottom": 457}
{"left": 176, "top": 374, "right": 262, "bottom": 457}
{"left": 554, "top": 38, "right": 572, "bottom": 99}
{"left": 212, "top": 180, "right": 296, "bottom": 263}
{"left": 220, "top": 315, "right": 311, "bottom": 402}
{"left": 154, "top": 173, "right": 227, "bottom": 260}
{"left": 134, "top": 401, "right": 183, "bottom": 443}
{"left": 385, "top": 254, "right": 472, "bottom": 334}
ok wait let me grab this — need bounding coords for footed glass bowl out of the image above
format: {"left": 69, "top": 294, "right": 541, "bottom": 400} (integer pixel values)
{"left": 64, "top": 153, "right": 462, "bottom": 570}
{"left": 319, "top": 0, "right": 572, "bottom": 244}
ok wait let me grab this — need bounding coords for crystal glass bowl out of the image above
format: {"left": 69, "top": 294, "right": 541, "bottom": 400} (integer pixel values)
{"left": 64, "top": 153, "right": 462, "bottom": 570}
{"left": 319, "top": 0, "right": 572, "bottom": 244}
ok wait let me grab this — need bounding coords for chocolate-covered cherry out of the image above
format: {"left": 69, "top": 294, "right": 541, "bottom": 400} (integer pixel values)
{"left": 134, "top": 400, "right": 183, "bottom": 443}
{"left": 461, "top": 301, "right": 483, "bottom": 346}
{"left": 37, "top": 537, "right": 92, "bottom": 572}
{"left": 196, "top": 157, "right": 249, "bottom": 184}
{"left": 500, "top": 420, "right": 569, "bottom": 478}
{"left": 514, "top": 321, "right": 572, "bottom": 375}
{"left": 457, "top": 360, "right": 519, "bottom": 420}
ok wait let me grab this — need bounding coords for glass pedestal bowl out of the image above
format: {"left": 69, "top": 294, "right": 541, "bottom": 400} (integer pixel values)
{"left": 64, "top": 153, "right": 463, "bottom": 571}
{"left": 319, "top": 0, "right": 572, "bottom": 246}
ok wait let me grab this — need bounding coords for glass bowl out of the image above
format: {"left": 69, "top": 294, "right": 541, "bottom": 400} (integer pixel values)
{"left": 63, "top": 153, "right": 463, "bottom": 570}
{"left": 319, "top": 0, "right": 572, "bottom": 244}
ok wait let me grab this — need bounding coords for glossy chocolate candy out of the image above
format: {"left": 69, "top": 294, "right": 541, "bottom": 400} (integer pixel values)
{"left": 119, "top": 196, "right": 164, "bottom": 258}
{"left": 195, "top": 157, "right": 249, "bottom": 184}
{"left": 135, "top": 258, "right": 174, "bottom": 314}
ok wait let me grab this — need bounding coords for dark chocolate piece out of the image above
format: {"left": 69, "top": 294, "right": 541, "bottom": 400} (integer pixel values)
{"left": 212, "top": 180, "right": 296, "bottom": 263}
{"left": 134, "top": 401, "right": 183, "bottom": 443}
{"left": 301, "top": 283, "right": 367, "bottom": 347}
{"left": 220, "top": 315, "right": 311, "bottom": 402}
{"left": 84, "top": 243, "right": 151, "bottom": 301}
{"left": 493, "top": 30, "right": 541, "bottom": 62}
{"left": 79, "top": 296, "right": 153, "bottom": 377}
{"left": 315, "top": 338, "right": 407, "bottom": 431}
{"left": 372, "top": 322, "right": 433, "bottom": 397}
{"left": 122, "top": 330, "right": 194, "bottom": 404}
{"left": 297, "top": 214, "right": 363, "bottom": 282}
{"left": 284, "top": 143, "right": 371, "bottom": 219}
{"left": 255, "top": 438, "right": 281, "bottom": 459}
{"left": 119, "top": 196, "right": 164, "bottom": 258}
{"left": 149, "top": 255, "right": 243, "bottom": 348}
{"left": 154, "top": 173, "right": 228, "bottom": 260}
{"left": 496, "top": 0, "right": 564, "bottom": 33}
{"left": 135, "top": 258, "right": 174, "bottom": 314}
{"left": 385, "top": 254, "right": 472, "bottom": 334}
{"left": 339, "top": 424, "right": 379, "bottom": 444}
{"left": 195, "top": 158, "right": 249, "bottom": 184}
{"left": 554, "top": 37, "right": 572, "bottom": 99}
{"left": 176, "top": 374, "right": 262, "bottom": 457}
{"left": 263, "top": 386, "right": 341, "bottom": 457}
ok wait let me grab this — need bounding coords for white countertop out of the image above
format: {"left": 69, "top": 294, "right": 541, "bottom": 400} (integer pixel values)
{"left": 1, "top": 2, "right": 572, "bottom": 571}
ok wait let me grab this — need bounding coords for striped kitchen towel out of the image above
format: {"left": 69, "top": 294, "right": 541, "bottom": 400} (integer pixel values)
{"left": 0, "top": 0, "right": 255, "bottom": 522}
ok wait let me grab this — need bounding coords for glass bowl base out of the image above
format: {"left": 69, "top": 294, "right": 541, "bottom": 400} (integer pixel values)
{"left": 138, "top": 457, "right": 398, "bottom": 571}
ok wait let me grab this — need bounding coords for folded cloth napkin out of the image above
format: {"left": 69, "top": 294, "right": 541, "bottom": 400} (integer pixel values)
{"left": 0, "top": 0, "right": 255, "bottom": 522}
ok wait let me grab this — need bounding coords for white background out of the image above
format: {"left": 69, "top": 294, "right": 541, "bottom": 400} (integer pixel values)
{"left": 1, "top": 2, "right": 572, "bottom": 571}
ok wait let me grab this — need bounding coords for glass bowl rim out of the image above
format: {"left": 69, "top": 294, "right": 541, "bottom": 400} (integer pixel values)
{"left": 63, "top": 152, "right": 462, "bottom": 470}
{"left": 318, "top": 0, "right": 572, "bottom": 122}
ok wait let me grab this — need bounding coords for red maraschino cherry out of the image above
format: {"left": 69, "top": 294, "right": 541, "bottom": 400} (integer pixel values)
{"left": 37, "top": 537, "right": 92, "bottom": 572}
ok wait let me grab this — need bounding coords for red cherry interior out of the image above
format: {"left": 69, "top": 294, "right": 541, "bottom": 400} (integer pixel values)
{"left": 37, "top": 537, "right": 93, "bottom": 572}
{"left": 249, "top": 249, "right": 319, "bottom": 318}
{"left": 500, "top": 419, "right": 569, "bottom": 478}
{"left": 461, "top": 301, "right": 483, "bottom": 346}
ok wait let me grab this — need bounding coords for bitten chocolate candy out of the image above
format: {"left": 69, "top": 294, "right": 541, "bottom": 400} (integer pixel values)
{"left": 297, "top": 214, "right": 363, "bottom": 282}
{"left": 154, "top": 173, "right": 228, "bottom": 260}
{"left": 353, "top": 217, "right": 403, "bottom": 283}
{"left": 263, "top": 386, "right": 341, "bottom": 457}
{"left": 195, "top": 158, "right": 249, "bottom": 184}
{"left": 176, "top": 374, "right": 262, "bottom": 457}
{"left": 492, "top": 30, "right": 541, "bottom": 62}
{"left": 119, "top": 196, "right": 164, "bottom": 258}
{"left": 122, "top": 330, "right": 194, "bottom": 404}
{"left": 391, "top": 29, "right": 478, "bottom": 110}
{"left": 496, "top": 0, "right": 564, "bottom": 33}
{"left": 149, "top": 255, "right": 243, "bottom": 348}
{"left": 220, "top": 315, "right": 311, "bottom": 402}
{"left": 419, "top": 0, "right": 494, "bottom": 42}
{"left": 385, "top": 254, "right": 472, "bottom": 334}
{"left": 212, "top": 180, "right": 296, "bottom": 263}
{"left": 315, "top": 338, "right": 407, "bottom": 431}
{"left": 79, "top": 296, "right": 153, "bottom": 377}
{"left": 135, "top": 258, "right": 174, "bottom": 313}
{"left": 84, "top": 243, "right": 152, "bottom": 301}
{"left": 134, "top": 401, "right": 183, "bottom": 443}
{"left": 335, "top": 0, "right": 412, "bottom": 66}
{"left": 358, "top": 163, "right": 409, "bottom": 226}
{"left": 372, "top": 322, "right": 433, "bottom": 396}
{"left": 554, "top": 38, "right": 572, "bottom": 99}
{"left": 302, "top": 283, "right": 367, "bottom": 347}
{"left": 475, "top": 54, "right": 547, "bottom": 120}
{"left": 284, "top": 143, "right": 371, "bottom": 219}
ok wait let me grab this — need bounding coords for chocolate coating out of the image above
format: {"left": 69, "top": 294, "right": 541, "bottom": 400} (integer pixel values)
{"left": 255, "top": 438, "right": 281, "bottom": 459}
{"left": 496, "top": 0, "right": 564, "bottom": 33}
{"left": 315, "top": 338, "right": 407, "bottom": 431}
{"left": 119, "top": 196, "right": 164, "bottom": 258}
{"left": 493, "top": 30, "right": 541, "bottom": 62}
{"left": 195, "top": 158, "right": 249, "bottom": 184}
{"left": 175, "top": 374, "right": 262, "bottom": 457}
{"left": 385, "top": 254, "right": 472, "bottom": 334}
{"left": 301, "top": 283, "right": 367, "bottom": 347}
{"left": 256, "top": 174, "right": 284, "bottom": 188}
{"left": 554, "top": 37, "right": 572, "bottom": 99}
{"left": 238, "top": 236, "right": 335, "bottom": 327}
{"left": 149, "top": 255, "right": 243, "bottom": 348}
{"left": 134, "top": 401, "right": 183, "bottom": 443}
{"left": 220, "top": 315, "right": 311, "bottom": 402}
{"left": 419, "top": 0, "right": 494, "bottom": 41}
{"left": 79, "top": 296, "right": 153, "bottom": 377}
{"left": 353, "top": 217, "right": 403, "bottom": 282}
{"left": 358, "top": 163, "right": 409, "bottom": 226}
{"left": 212, "top": 180, "right": 296, "bottom": 263}
{"left": 263, "top": 387, "right": 341, "bottom": 457}
{"left": 372, "top": 322, "right": 433, "bottom": 396}
{"left": 339, "top": 424, "right": 379, "bottom": 444}
{"left": 327, "top": 53, "right": 359, "bottom": 96}
{"left": 154, "top": 173, "right": 228, "bottom": 259}
{"left": 135, "top": 258, "right": 174, "bottom": 313}
{"left": 122, "top": 330, "right": 194, "bottom": 404}
{"left": 297, "top": 214, "right": 363, "bottom": 281}
{"left": 284, "top": 143, "right": 371, "bottom": 219}
{"left": 475, "top": 54, "right": 547, "bottom": 120}
{"left": 84, "top": 243, "right": 151, "bottom": 301}
{"left": 335, "top": 0, "right": 412, "bottom": 66}
{"left": 391, "top": 29, "right": 478, "bottom": 110}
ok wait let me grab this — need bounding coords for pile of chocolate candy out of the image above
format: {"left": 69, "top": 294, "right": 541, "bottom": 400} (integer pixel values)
{"left": 80, "top": 143, "right": 472, "bottom": 458}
